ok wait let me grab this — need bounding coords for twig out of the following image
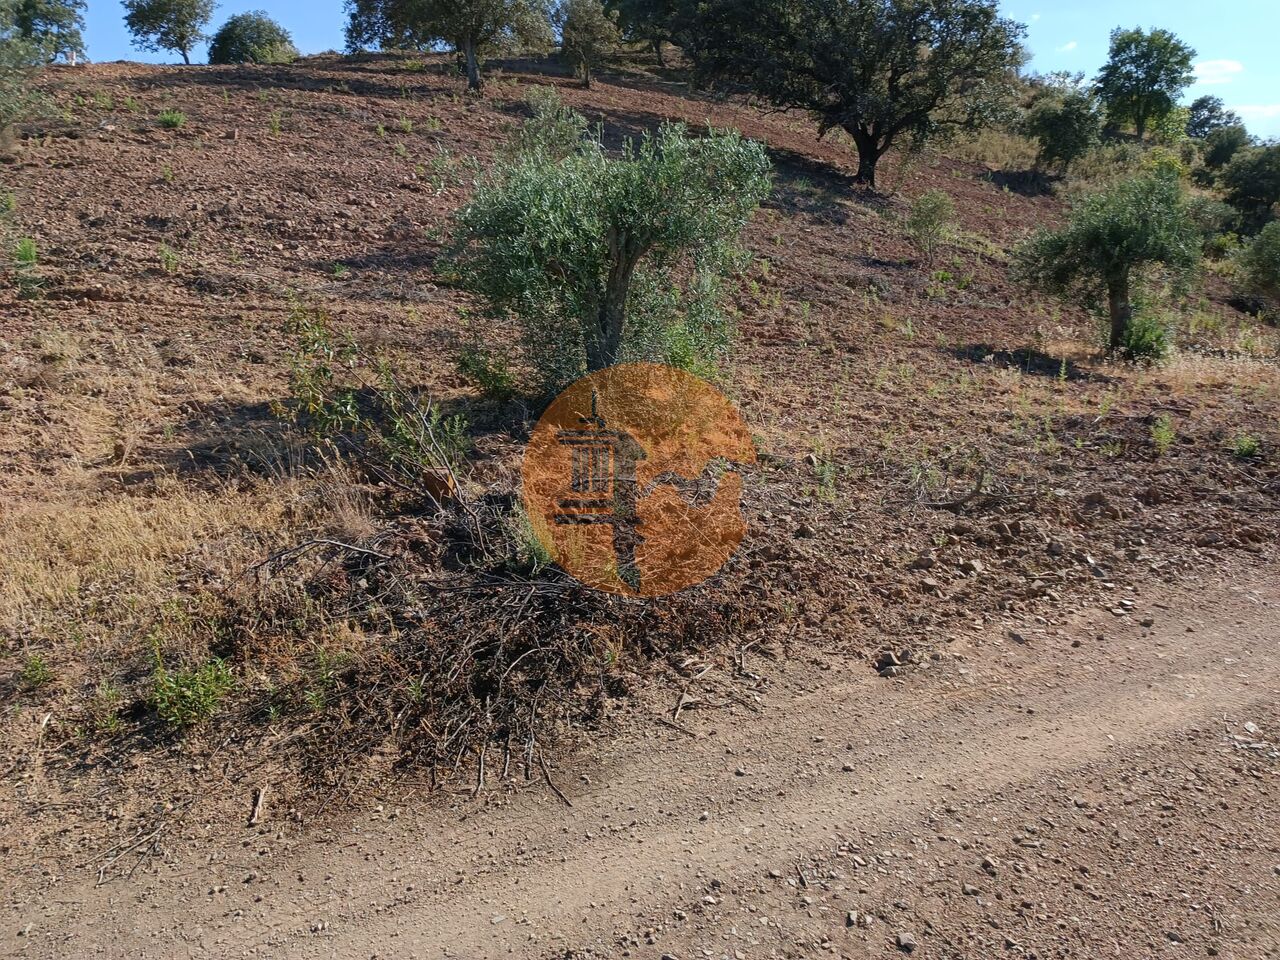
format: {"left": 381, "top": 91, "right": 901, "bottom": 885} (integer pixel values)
{"left": 248, "top": 785, "right": 267, "bottom": 826}
{"left": 539, "top": 751, "right": 572, "bottom": 807}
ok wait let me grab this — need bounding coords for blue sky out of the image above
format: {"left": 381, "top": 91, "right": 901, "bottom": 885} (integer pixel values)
{"left": 84, "top": 0, "right": 1280, "bottom": 139}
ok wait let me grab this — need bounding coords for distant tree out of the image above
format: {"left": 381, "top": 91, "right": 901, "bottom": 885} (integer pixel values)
{"left": 1220, "top": 144, "right": 1280, "bottom": 231}
{"left": 1203, "top": 124, "right": 1250, "bottom": 170}
{"left": 1095, "top": 27, "right": 1195, "bottom": 141}
{"left": 0, "top": 0, "right": 50, "bottom": 145}
{"left": 208, "top": 11, "right": 296, "bottom": 64}
{"left": 1014, "top": 173, "right": 1201, "bottom": 354}
{"left": 556, "top": 0, "right": 617, "bottom": 87}
{"left": 344, "top": 0, "right": 552, "bottom": 91}
{"left": 1024, "top": 88, "right": 1103, "bottom": 173}
{"left": 1186, "top": 95, "right": 1240, "bottom": 140}
{"left": 450, "top": 116, "right": 771, "bottom": 388}
{"left": 605, "top": 0, "right": 679, "bottom": 66}
{"left": 122, "top": 0, "right": 216, "bottom": 65}
{"left": 684, "top": 0, "right": 1025, "bottom": 189}
{"left": 12, "top": 0, "right": 84, "bottom": 63}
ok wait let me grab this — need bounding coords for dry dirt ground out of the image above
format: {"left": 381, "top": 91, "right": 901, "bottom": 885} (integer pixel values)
{"left": 1, "top": 54, "right": 1279, "bottom": 958}
{"left": 4, "top": 562, "right": 1280, "bottom": 959}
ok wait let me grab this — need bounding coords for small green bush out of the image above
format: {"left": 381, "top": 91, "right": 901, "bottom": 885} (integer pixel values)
{"left": 456, "top": 343, "right": 517, "bottom": 401}
{"left": 1221, "top": 144, "right": 1280, "bottom": 231}
{"left": 157, "top": 108, "right": 187, "bottom": 129}
{"left": 20, "top": 654, "right": 53, "bottom": 689}
{"left": 152, "top": 657, "right": 234, "bottom": 726}
{"left": 905, "top": 189, "right": 955, "bottom": 265}
{"left": 1119, "top": 312, "right": 1170, "bottom": 361}
{"left": 503, "top": 86, "right": 589, "bottom": 161}
{"left": 1023, "top": 89, "right": 1102, "bottom": 174}
{"left": 1234, "top": 220, "right": 1280, "bottom": 319}
{"left": 1231, "top": 433, "right": 1260, "bottom": 458}
{"left": 208, "top": 11, "right": 297, "bottom": 65}
{"left": 1151, "top": 414, "right": 1176, "bottom": 456}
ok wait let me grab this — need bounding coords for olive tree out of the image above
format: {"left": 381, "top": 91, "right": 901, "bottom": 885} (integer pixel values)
{"left": 684, "top": 0, "right": 1025, "bottom": 188}
{"left": 450, "top": 112, "right": 772, "bottom": 389}
{"left": 1014, "top": 174, "right": 1201, "bottom": 355}
{"left": 1095, "top": 27, "right": 1195, "bottom": 142}
{"left": 345, "top": 0, "right": 551, "bottom": 90}
{"left": 556, "top": 0, "right": 617, "bottom": 88}
{"left": 123, "top": 0, "right": 216, "bottom": 65}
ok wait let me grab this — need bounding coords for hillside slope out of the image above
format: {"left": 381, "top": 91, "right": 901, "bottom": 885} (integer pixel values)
{"left": 1, "top": 54, "right": 1279, "bottom": 956}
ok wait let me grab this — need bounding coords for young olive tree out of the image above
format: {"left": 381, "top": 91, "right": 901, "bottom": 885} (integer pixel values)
{"left": 450, "top": 112, "right": 771, "bottom": 389}
{"left": 1095, "top": 27, "right": 1195, "bottom": 142}
{"left": 556, "top": 0, "right": 617, "bottom": 88}
{"left": 345, "top": 0, "right": 551, "bottom": 91}
{"left": 122, "top": 0, "right": 216, "bottom": 65}
{"left": 1014, "top": 174, "right": 1201, "bottom": 355}
{"left": 11, "top": 0, "right": 84, "bottom": 63}
{"left": 684, "top": 0, "right": 1025, "bottom": 188}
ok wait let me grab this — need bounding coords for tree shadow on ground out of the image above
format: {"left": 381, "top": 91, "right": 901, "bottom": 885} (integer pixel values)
{"left": 947, "top": 343, "right": 1113, "bottom": 384}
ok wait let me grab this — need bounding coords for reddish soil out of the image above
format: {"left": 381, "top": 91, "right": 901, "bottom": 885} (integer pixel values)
{"left": 1, "top": 54, "right": 1278, "bottom": 958}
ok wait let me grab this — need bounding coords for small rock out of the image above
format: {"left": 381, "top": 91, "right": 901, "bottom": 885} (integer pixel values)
{"left": 896, "top": 931, "right": 918, "bottom": 953}
{"left": 960, "top": 559, "right": 983, "bottom": 575}
{"left": 962, "top": 882, "right": 980, "bottom": 896}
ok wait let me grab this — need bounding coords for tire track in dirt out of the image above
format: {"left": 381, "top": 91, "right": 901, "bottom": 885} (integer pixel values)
{"left": 9, "top": 573, "right": 1279, "bottom": 959}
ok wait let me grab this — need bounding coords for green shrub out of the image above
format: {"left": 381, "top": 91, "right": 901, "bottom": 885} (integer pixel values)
{"left": 20, "top": 653, "right": 53, "bottom": 689}
{"left": 456, "top": 343, "right": 517, "bottom": 401}
{"left": 451, "top": 111, "right": 771, "bottom": 391}
{"left": 208, "top": 11, "right": 297, "bottom": 65}
{"left": 905, "top": 189, "right": 954, "bottom": 265}
{"left": 1119, "top": 311, "right": 1170, "bottom": 361}
{"left": 1203, "top": 124, "right": 1249, "bottom": 170}
{"left": 157, "top": 108, "right": 186, "bottom": 129}
{"left": 1151, "top": 414, "right": 1176, "bottom": 455}
{"left": 1231, "top": 433, "right": 1260, "bottom": 458}
{"left": 152, "top": 657, "right": 234, "bottom": 726}
{"left": 1234, "top": 220, "right": 1280, "bottom": 319}
{"left": 503, "top": 86, "right": 589, "bottom": 161}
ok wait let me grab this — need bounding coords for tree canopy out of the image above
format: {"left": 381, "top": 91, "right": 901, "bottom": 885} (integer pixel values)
{"left": 450, "top": 103, "right": 771, "bottom": 388}
{"left": 684, "top": 0, "right": 1025, "bottom": 188}
{"left": 345, "top": 0, "right": 552, "bottom": 90}
{"left": 1186, "top": 95, "right": 1241, "bottom": 140}
{"left": 122, "top": 0, "right": 216, "bottom": 65}
{"left": 1095, "top": 27, "right": 1195, "bottom": 141}
{"left": 11, "top": 0, "right": 84, "bottom": 63}
{"left": 208, "top": 11, "right": 297, "bottom": 64}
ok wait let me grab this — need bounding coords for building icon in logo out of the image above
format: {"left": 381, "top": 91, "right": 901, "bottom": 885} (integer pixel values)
{"left": 553, "top": 391, "right": 647, "bottom": 589}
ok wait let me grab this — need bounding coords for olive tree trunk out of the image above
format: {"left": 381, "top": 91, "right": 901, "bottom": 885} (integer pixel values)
{"left": 1107, "top": 272, "right": 1133, "bottom": 353}
{"left": 585, "top": 231, "right": 644, "bottom": 370}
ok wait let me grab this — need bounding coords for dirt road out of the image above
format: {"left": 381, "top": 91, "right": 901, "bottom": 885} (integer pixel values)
{"left": 5, "top": 568, "right": 1279, "bottom": 959}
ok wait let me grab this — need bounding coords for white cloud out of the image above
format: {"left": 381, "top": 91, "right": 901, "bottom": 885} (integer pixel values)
{"left": 1194, "top": 59, "right": 1245, "bottom": 84}
{"left": 1236, "top": 104, "right": 1280, "bottom": 121}
{"left": 1031, "top": 12, "right": 1042, "bottom": 22}
{"left": 1056, "top": 40, "right": 1078, "bottom": 53}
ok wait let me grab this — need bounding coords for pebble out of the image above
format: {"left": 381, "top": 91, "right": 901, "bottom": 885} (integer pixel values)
{"left": 896, "top": 931, "right": 918, "bottom": 952}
